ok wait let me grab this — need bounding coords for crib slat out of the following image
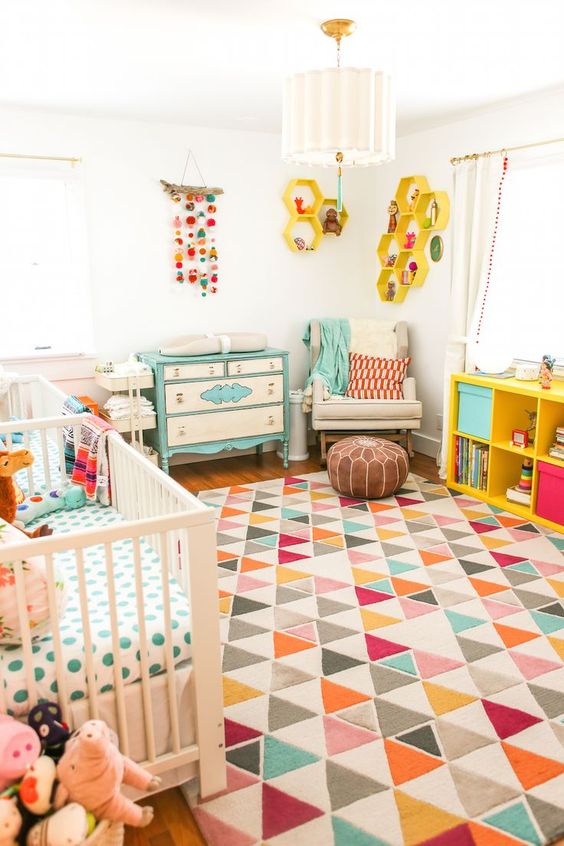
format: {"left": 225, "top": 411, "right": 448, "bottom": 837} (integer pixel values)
{"left": 40, "top": 429, "right": 51, "bottom": 492}
{"left": 14, "top": 560, "right": 38, "bottom": 710}
{"left": 133, "top": 537, "right": 156, "bottom": 762}
{"left": 76, "top": 548, "right": 99, "bottom": 719}
{"left": 159, "top": 534, "right": 181, "bottom": 754}
{"left": 45, "top": 552, "right": 71, "bottom": 728}
{"left": 104, "top": 541, "right": 130, "bottom": 758}
{"left": 23, "top": 431, "right": 34, "bottom": 493}
{"left": 56, "top": 427, "right": 67, "bottom": 485}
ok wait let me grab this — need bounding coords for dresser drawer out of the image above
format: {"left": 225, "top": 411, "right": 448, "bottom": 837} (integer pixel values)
{"left": 167, "top": 405, "right": 284, "bottom": 446}
{"left": 165, "top": 374, "right": 283, "bottom": 414}
{"left": 227, "top": 357, "right": 283, "bottom": 376}
{"left": 164, "top": 361, "right": 225, "bottom": 381}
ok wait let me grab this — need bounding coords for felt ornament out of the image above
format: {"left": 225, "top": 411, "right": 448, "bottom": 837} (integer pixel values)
{"left": 28, "top": 703, "right": 70, "bottom": 762}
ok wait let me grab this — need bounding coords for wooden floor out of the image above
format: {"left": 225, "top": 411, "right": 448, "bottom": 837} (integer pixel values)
{"left": 124, "top": 448, "right": 441, "bottom": 846}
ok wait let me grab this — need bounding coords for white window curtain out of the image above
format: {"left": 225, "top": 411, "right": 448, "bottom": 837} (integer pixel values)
{"left": 439, "top": 155, "right": 506, "bottom": 478}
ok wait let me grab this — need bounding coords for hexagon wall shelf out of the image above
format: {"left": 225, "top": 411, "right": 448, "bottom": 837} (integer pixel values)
{"left": 283, "top": 179, "right": 348, "bottom": 252}
{"left": 377, "top": 175, "right": 450, "bottom": 303}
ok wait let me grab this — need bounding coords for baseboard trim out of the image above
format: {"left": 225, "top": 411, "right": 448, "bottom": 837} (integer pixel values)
{"left": 412, "top": 432, "right": 440, "bottom": 460}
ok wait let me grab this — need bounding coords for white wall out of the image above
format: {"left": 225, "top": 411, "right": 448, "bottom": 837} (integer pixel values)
{"left": 355, "top": 87, "right": 564, "bottom": 457}
{"left": 0, "top": 106, "right": 377, "bottom": 398}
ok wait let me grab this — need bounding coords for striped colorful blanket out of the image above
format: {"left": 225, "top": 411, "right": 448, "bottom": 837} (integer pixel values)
{"left": 62, "top": 396, "right": 92, "bottom": 473}
{"left": 70, "top": 416, "right": 115, "bottom": 505}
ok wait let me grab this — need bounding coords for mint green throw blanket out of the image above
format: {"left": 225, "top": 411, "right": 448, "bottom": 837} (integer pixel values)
{"left": 303, "top": 319, "right": 351, "bottom": 396}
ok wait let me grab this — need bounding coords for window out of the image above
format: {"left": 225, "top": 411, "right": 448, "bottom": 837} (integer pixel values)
{"left": 0, "top": 158, "right": 94, "bottom": 357}
{"left": 470, "top": 149, "right": 564, "bottom": 365}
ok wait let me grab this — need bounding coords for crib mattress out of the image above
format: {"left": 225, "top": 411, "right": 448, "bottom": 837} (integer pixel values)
{"left": 2, "top": 434, "right": 192, "bottom": 716}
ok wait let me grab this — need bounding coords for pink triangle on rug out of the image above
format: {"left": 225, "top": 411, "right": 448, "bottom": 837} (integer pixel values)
{"left": 286, "top": 623, "right": 317, "bottom": 642}
{"left": 365, "top": 634, "right": 409, "bottom": 660}
{"left": 236, "top": 574, "right": 269, "bottom": 593}
{"left": 201, "top": 765, "right": 260, "bottom": 802}
{"left": 457, "top": 497, "right": 484, "bottom": 506}
{"left": 355, "top": 586, "right": 394, "bottom": 606}
{"left": 482, "top": 699, "right": 542, "bottom": 738}
{"left": 347, "top": 550, "right": 382, "bottom": 564}
{"left": 288, "top": 528, "right": 311, "bottom": 540}
{"left": 413, "top": 649, "right": 464, "bottom": 679}
{"left": 312, "top": 502, "right": 335, "bottom": 512}
{"left": 490, "top": 551, "right": 527, "bottom": 567}
{"left": 508, "top": 528, "right": 543, "bottom": 542}
{"left": 279, "top": 534, "right": 308, "bottom": 548}
{"left": 218, "top": 519, "right": 244, "bottom": 530}
{"left": 399, "top": 597, "right": 439, "bottom": 619}
{"left": 424, "top": 543, "right": 453, "bottom": 557}
{"left": 396, "top": 496, "right": 424, "bottom": 506}
{"left": 532, "top": 560, "right": 564, "bottom": 576}
{"left": 285, "top": 477, "right": 307, "bottom": 484}
{"left": 314, "top": 576, "right": 349, "bottom": 594}
{"left": 310, "top": 481, "right": 332, "bottom": 490}
{"left": 372, "top": 514, "right": 401, "bottom": 526}
{"left": 194, "top": 807, "right": 257, "bottom": 846}
{"left": 434, "top": 515, "right": 464, "bottom": 527}
{"left": 481, "top": 597, "right": 521, "bottom": 620}
{"left": 224, "top": 719, "right": 262, "bottom": 748}
{"left": 339, "top": 496, "right": 366, "bottom": 506}
{"left": 278, "top": 550, "right": 310, "bottom": 565}
{"left": 509, "top": 651, "right": 562, "bottom": 680}
{"left": 323, "top": 715, "right": 378, "bottom": 755}
{"left": 469, "top": 520, "right": 498, "bottom": 534}
{"left": 262, "top": 783, "right": 324, "bottom": 840}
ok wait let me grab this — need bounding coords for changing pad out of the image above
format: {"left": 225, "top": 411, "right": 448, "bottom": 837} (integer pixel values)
{"left": 160, "top": 331, "right": 267, "bottom": 356}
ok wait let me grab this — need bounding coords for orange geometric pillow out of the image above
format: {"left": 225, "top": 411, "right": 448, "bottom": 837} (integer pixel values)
{"left": 345, "top": 354, "right": 411, "bottom": 400}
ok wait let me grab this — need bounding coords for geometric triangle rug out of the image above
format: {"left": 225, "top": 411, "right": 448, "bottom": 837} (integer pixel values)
{"left": 189, "top": 472, "right": 564, "bottom": 846}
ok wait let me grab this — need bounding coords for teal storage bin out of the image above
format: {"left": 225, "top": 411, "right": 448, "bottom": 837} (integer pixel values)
{"left": 457, "top": 383, "right": 492, "bottom": 440}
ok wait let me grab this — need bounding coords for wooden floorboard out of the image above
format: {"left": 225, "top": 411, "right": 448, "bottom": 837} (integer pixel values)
{"left": 123, "top": 448, "right": 442, "bottom": 845}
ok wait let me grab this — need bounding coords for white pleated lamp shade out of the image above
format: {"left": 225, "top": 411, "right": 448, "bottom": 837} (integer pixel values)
{"left": 282, "top": 67, "right": 395, "bottom": 167}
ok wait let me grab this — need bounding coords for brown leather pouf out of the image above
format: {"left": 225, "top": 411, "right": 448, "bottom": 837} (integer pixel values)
{"left": 327, "top": 436, "right": 409, "bottom": 499}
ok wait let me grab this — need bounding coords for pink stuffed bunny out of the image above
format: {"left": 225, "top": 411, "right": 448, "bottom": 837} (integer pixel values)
{"left": 56, "top": 719, "right": 161, "bottom": 827}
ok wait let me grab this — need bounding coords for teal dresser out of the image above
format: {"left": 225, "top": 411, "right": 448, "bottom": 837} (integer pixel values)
{"left": 137, "top": 348, "right": 290, "bottom": 474}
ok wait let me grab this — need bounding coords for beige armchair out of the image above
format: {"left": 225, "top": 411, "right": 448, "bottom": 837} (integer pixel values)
{"left": 309, "top": 320, "right": 422, "bottom": 462}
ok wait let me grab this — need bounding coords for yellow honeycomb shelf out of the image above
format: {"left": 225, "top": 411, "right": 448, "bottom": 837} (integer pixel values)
{"left": 377, "top": 176, "right": 450, "bottom": 303}
{"left": 283, "top": 179, "right": 348, "bottom": 252}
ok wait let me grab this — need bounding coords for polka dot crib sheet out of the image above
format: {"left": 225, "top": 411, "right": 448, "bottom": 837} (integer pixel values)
{"left": 2, "top": 433, "right": 193, "bottom": 716}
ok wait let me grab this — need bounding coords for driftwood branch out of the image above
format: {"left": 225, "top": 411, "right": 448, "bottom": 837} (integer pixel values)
{"left": 160, "top": 179, "right": 224, "bottom": 196}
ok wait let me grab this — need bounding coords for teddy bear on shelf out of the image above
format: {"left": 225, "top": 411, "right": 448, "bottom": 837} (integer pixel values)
{"left": 55, "top": 719, "right": 161, "bottom": 828}
{"left": 323, "top": 208, "right": 342, "bottom": 236}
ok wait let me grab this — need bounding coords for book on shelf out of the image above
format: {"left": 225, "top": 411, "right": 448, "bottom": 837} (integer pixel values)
{"left": 454, "top": 435, "right": 489, "bottom": 490}
{"left": 506, "top": 485, "right": 532, "bottom": 506}
{"left": 549, "top": 444, "right": 564, "bottom": 461}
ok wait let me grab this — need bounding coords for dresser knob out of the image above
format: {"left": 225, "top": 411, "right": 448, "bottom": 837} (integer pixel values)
{"left": 236, "top": 364, "right": 241, "bottom": 373}
{"left": 178, "top": 426, "right": 186, "bottom": 436}
{"left": 269, "top": 362, "right": 275, "bottom": 370}
{"left": 267, "top": 415, "right": 275, "bottom": 425}
{"left": 208, "top": 365, "right": 214, "bottom": 373}
{"left": 173, "top": 367, "right": 180, "bottom": 377}
{"left": 176, "top": 392, "right": 184, "bottom": 403}
{"left": 268, "top": 382, "right": 274, "bottom": 395}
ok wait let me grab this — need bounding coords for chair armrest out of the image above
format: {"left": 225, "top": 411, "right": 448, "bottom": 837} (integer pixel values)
{"left": 403, "top": 376, "right": 416, "bottom": 400}
{"left": 313, "top": 375, "right": 326, "bottom": 403}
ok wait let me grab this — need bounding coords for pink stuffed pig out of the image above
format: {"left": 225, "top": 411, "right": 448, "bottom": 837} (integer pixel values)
{"left": 56, "top": 719, "right": 161, "bottom": 827}
{"left": 0, "top": 715, "right": 41, "bottom": 791}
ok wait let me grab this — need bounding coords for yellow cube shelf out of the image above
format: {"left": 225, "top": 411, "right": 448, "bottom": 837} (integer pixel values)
{"left": 282, "top": 179, "right": 348, "bottom": 252}
{"left": 447, "top": 372, "right": 564, "bottom": 533}
{"left": 377, "top": 175, "right": 450, "bottom": 303}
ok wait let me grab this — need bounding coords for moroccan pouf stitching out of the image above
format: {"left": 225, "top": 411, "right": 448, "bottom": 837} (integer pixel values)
{"left": 327, "top": 436, "right": 409, "bottom": 499}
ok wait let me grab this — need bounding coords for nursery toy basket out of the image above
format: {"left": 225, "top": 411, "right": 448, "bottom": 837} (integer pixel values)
{"left": 85, "top": 821, "right": 125, "bottom": 846}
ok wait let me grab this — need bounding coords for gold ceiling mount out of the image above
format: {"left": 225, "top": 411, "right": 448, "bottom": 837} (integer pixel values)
{"left": 320, "top": 19, "right": 356, "bottom": 43}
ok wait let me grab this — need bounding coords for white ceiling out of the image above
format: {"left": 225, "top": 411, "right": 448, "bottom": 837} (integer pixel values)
{"left": 1, "top": 0, "right": 563, "bottom": 135}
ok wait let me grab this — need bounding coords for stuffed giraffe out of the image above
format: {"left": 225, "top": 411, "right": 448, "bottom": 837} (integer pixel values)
{"left": 0, "top": 450, "right": 52, "bottom": 538}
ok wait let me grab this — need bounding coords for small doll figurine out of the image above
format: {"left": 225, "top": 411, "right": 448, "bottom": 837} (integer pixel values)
{"left": 387, "top": 200, "right": 398, "bottom": 233}
{"left": 323, "top": 208, "right": 342, "bottom": 236}
{"left": 294, "top": 196, "right": 305, "bottom": 215}
{"left": 404, "top": 231, "right": 416, "bottom": 250}
{"left": 409, "top": 187, "right": 419, "bottom": 211}
{"left": 386, "top": 280, "right": 396, "bottom": 301}
{"left": 539, "top": 354, "right": 556, "bottom": 390}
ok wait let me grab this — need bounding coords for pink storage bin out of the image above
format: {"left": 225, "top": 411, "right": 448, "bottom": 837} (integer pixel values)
{"left": 537, "top": 461, "right": 564, "bottom": 526}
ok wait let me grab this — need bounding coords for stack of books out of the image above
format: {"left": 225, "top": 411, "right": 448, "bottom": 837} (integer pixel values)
{"left": 454, "top": 436, "right": 489, "bottom": 490}
{"left": 548, "top": 426, "right": 564, "bottom": 461}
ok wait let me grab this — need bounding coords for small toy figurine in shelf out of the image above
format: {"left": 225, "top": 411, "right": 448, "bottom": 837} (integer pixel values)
{"left": 539, "top": 354, "right": 556, "bottom": 390}
{"left": 401, "top": 270, "right": 410, "bottom": 286}
{"left": 387, "top": 200, "right": 398, "bottom": 233}
{"left": 409, "top": 188, "right": 419, "bottom": 211}
{"left": 294, "top": 196, "right": 306, "bottom": 214}
{"left": 404, "top": 231, "right": 416, "bottom": 250}
{"left": 303, "top": 205, "right": 314, "bottom": 214}
{"left": 322, "top": 208, "right": 342, "bottom": 236}
{"left": 408, "top": 260, "right": 418, "bottom": 283}
{"left": 430, "top": 199, "right": 438, "bottom": 226}
{"left": 294, "top": 236, "right": 306, "bottom": 251}
{"left": 386, "top": 280, "right": 396, "bottom": 301}
{"left": 385, "top": 253, "right": 397, "bottom": 267}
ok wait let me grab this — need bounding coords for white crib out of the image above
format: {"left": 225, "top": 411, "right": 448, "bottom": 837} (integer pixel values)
{"left": 0, "top": 375, "right": 226, "bottom": 799}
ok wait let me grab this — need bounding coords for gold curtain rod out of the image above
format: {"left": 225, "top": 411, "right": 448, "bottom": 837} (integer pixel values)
{"left": 450, "top": 134, "right": 564, "bottom": 165}
{"left": 0, "top": 152, "right": 81, "bottom": 164}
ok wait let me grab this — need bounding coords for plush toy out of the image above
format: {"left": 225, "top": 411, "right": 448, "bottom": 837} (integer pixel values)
{"left": 16, "top": 485, "right": 85, "bottom": 526}
{"left": 294, "top": 196, "right": 305, "bottom": 215}
{"left": 403, "top": 231, "right": 416, "bottom": 250}
{"left": 56, "top": 720, "right": 161, "bottom": 827}
{"left": 27, "top": 802, "right": 91, "bottom": 846}
{"left": 0, "top": 451, "right": 52, "bottom": 539}
{"left": 28, "top": 704, "right": 70, "bottom": 763}
{"left": 0, "top": 716, "right": 41, "bottom": 791}
{"left": 386, "top": 280, "right": 396, "bottom": 302}
{"left": 387, "top": 199, "right": 398, "bottom": 233}
{"left": 19, "top": 756, "right": 57, "bottom": 817}
{"left": 0, "top": 796, "right": 21, "bottom": 846}
{"left": 322, "top": 208, "right": 342, "bottom": 236}
{"left": 0, "top": 419, "right": 23, "bottom": 446}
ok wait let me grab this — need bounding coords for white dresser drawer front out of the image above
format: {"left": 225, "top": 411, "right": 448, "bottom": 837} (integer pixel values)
{"left": 164, "top": 361, "right": 224, "bottom": 381}
{"left": 227, "top": 357, "right": 284, "bottom": 377}
{"left": 165, "top": 374, "right": 283, "bottom": 414}
{"left": 167, "top": 405, "right": 284, "bottom": 446}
